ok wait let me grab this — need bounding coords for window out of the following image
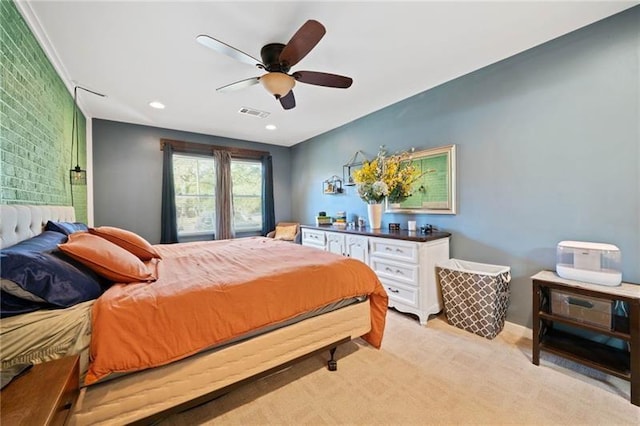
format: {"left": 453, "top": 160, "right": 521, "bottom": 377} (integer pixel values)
{"left": 174, "top": 154, "right": 215, "bottom": 235}
{"left": 173, "top": 154, "right": 263, "bottom": 236}
{"left": 231, "top": 159, "right": 263, "bottom": 232}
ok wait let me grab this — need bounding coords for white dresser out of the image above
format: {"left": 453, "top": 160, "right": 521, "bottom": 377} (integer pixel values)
{"left": 301, "top": 226, "right": 450, "bottom": 325}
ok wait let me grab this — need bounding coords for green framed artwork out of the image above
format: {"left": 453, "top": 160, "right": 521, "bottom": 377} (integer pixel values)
{"left": 385, "top": 144, "right": 457, "bottom": 214}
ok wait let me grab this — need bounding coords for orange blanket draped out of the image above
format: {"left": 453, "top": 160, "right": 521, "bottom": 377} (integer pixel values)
{"left": 85, "top": 237, "right": 387, "bottom": 384}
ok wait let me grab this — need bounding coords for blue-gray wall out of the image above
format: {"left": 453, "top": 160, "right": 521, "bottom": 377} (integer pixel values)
{"left": 290, "top": 8, "right": 639, "bottom": 326}
{"left": 92, "top": 119, "right": 291, "bottom": 244}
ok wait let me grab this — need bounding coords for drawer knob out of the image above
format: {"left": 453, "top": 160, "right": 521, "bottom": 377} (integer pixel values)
{"left": 395, "top": 248, "right": 403, "bottom": 253}
{"left": 385, "top": 267, "right": 393, "bottom": 272}
{"left": 385, "top": 247, "right": 392, "bottom": 251}
{"left": 396, "top": 269, "right": 403, "bottom": 275}
{"left": 387, "top": 287, "right": 400, "bottom": 294}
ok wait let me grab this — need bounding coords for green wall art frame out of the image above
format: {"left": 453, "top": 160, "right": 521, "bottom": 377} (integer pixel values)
{"left": 385, "top": 144, "right": 457, "bottom": 215}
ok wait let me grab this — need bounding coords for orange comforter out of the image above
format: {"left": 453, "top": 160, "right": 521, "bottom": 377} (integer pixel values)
{"left": 85, "top": 237, "right": 387, "bottom": 384}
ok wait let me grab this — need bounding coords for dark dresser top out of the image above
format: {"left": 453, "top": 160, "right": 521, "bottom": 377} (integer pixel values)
{"left": 300, "top": 224, "right": 451, "bottom": 243}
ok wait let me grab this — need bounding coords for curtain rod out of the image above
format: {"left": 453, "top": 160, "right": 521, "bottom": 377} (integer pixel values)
{"left": 160, "top": 139, "right": 270, "bottom": 158}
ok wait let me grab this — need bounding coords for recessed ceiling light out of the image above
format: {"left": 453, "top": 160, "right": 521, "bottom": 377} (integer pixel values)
{"left": 265, "top": 124, "right": 277, "bottom": 131}
{"left": 149, "top": 101, "right": 165, "bottom": 109}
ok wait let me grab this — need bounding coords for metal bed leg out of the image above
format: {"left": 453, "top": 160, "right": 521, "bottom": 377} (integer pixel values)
{"left": 327, "top": 347, "right": 338, "bottom": 371}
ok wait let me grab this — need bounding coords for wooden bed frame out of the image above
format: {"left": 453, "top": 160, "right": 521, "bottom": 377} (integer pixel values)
{"left": 0, "top": 205, "right": 374, "bottom": 425}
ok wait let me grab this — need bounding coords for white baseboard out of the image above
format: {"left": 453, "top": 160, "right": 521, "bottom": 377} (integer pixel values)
{"left": 503, "top": 320, "right": 531, "bottom": 339}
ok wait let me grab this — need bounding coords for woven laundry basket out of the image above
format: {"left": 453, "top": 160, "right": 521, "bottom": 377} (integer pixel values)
{"left": 436, "top": 259, "right": 511, "bottom": 339}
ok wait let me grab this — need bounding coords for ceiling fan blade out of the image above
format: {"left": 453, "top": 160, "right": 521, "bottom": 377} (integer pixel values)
{"left": 217, "top": 77, "right": 260, "bottom": 93}
{"left": 279, "top": 20, "right": 326, "bottom": 68}
{"left": 279, "top": 90, "right": 296, "bottom": 110}
{"left": 292, "top": 71, "right": 353, "bottom": 88}
{"left": 196, "top": 34, "right": 264, "bottom": 67}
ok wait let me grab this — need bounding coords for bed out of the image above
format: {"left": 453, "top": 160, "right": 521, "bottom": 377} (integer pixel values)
{"left": 0, "top": 205, "right": 387, "bottom": 425}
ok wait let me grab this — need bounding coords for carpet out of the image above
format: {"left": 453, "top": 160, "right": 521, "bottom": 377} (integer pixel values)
{"left": 161, "top": 310, "right": 639, "bottom": 425}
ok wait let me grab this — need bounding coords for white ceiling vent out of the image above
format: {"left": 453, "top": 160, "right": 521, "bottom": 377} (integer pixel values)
{"left": 238, "top": 107, "right": 270, "bottom": 118}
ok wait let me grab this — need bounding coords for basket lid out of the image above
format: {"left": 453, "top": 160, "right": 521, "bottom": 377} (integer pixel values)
{"left": 436, "top": 259, "right": 510, "bottom": 276}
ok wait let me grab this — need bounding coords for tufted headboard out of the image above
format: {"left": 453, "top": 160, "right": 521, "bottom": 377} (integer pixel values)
{"left": 0, "top": 205, "right": 76, "bottom": 249}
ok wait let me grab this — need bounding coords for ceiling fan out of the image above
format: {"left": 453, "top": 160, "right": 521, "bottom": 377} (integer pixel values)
{"left": 196, "top": 20, "right": 353, "bottom": 110}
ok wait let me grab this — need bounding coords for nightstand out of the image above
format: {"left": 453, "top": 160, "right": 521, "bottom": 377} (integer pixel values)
{"left": 1, "top": 355, "right": 80, "bottom": 425}
{"left": 532, "top": 271, "right": 640, "bottom": 406}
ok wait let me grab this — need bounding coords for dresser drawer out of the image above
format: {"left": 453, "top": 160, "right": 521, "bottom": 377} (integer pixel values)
{"left": 302, "top": 229, "right": 325, "bottom": 247}
{"left": 369, "top": 238, "right": 418, "bottom": 263}
{"left": 381, "top": 278, "right": 419, "bottom": 308}
{"left": 370, "top": 257, "right": 419, "bottom": 286}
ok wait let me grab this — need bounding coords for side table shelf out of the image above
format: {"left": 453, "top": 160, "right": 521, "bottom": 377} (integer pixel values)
{"left": 0, "top": 355, "right": 79, "bottom": 425}
{"left": 532, "top": 271, "right": 640, "bottom": 406}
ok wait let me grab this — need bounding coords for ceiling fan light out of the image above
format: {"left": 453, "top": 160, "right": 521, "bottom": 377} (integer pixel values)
{"left": 260, "top": 73, "right": 295, "bottom": 97}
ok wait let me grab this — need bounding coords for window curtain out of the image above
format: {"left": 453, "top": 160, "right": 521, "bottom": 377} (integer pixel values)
{"left": 214, "top": 150, "right": 235, "bottom": 240}
{"left": 261, "top": 154, "right": 275, "bottom": 236}
{"left": 160, "top": 144, "right": 179, "bottom": 243}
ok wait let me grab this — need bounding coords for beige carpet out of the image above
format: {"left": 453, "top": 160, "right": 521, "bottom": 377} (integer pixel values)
{"left": 161, "top": 310, "right": 639, "bottom": 425}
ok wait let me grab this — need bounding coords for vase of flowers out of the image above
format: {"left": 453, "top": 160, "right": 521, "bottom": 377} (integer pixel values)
{"left": 352, "top": 146, "right": 421, "bottom": 229}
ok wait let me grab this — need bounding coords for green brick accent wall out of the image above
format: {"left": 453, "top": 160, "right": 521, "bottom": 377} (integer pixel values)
{"left": 0, "top": 0, "right": 87, "bottom": 223}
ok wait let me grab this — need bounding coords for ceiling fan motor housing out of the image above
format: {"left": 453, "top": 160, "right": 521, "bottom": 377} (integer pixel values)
{"left": 260, "top": 43, "right": 289, "bottom": 72}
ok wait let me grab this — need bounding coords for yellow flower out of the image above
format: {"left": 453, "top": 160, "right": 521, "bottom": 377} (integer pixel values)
{"left": 352, "top": 146, "right": 420, "bottom": 204}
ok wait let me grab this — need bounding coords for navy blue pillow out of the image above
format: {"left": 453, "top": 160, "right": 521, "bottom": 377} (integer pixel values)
{"left": 0, "top": 250, "right": 103, "bottom": 318}
{"left": 6, "top": 230, "right": 67, "bottom": 253}
{"left": 0, "top": 290, "right": 47, "bottom": 317}
{"left": 45, "top": 220, "right": 89, "bottom": 236}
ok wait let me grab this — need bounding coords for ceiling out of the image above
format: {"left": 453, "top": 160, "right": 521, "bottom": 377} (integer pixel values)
{"left": 18, "top": 1, "right": 637, "bottom": 147}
